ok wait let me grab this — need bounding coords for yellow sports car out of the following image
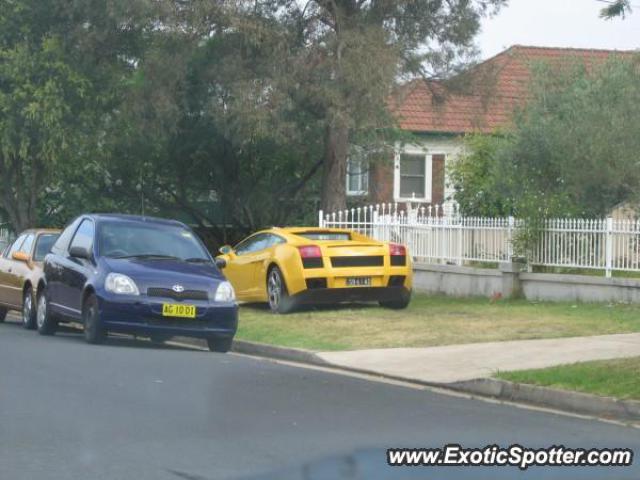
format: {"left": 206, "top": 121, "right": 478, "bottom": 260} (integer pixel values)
{"left": 216, "top": 227, "right": 412, "bottom": 313}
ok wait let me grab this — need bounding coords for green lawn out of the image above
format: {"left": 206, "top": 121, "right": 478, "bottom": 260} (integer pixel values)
{"left": 496, "top": 357, "right": 640, "bottom": 401}
{"left": 236, "top": 294, "right": 640, "bottom": 351}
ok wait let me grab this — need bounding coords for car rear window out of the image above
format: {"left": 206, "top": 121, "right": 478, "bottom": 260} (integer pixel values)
{"left": 34, "top": 234, "right": 61, "bottom": 261}
{"left": 296, "top": 232, "right": 351, "bottom": 241}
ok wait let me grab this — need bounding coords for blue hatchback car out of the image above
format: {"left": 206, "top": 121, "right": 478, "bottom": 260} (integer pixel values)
{"left": 36, "top": 214, "right": 238, "bottom": 352}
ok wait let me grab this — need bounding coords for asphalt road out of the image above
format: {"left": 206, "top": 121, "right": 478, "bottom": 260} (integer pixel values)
{"left": 1, "top": 316, "right": 638, "bottom": 480}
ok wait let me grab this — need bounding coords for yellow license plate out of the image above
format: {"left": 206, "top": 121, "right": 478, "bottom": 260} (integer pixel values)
{"left": 162, "top": 304, "right": 196, "bottom": 318}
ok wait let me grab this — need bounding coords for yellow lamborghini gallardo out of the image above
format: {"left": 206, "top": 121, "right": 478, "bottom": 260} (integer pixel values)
{"left": 216, "top": 227, "right": 412, "bottom": 313}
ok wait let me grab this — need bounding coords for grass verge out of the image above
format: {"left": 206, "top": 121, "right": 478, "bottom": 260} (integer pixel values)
{"left": 236, "top": 294, "right": 640, "bottom": 351}
{"left": 496, "top": 357, "right": 640, "bottom": 401}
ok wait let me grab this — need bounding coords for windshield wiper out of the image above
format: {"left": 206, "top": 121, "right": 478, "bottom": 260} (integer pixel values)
{"left": 185, "top": 257, "right": 211, "bottom": 263}
{"left": 110, "top": 254, "right": 180, "bottom": 260}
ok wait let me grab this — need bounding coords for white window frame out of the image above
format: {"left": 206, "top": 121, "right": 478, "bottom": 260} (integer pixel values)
{"left": 394, "top": 147, "right": 433, "bottom": 203}
{"left": 346, "top": 157, "right": 369, "bottom": 197}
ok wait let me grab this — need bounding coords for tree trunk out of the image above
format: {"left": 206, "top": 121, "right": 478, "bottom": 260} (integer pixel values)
{"left": 0, "top": 155, "right": 40, "bottom": 233}
{"left": 321, "top": 115, "right": 349, "bottom": 214}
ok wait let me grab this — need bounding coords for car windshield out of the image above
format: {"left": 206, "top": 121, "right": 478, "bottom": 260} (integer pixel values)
{"left": 99, "top": 222, "right": 210, "bottom": 262}
{"left": 296, "top": 231, "right": 351, "bottom": 241}
{"left": 34, "top": 234, "right": 60, "bottom": 261}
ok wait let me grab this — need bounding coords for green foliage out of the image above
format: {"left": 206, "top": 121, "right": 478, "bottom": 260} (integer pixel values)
{"left": 600, "top": 0, "right": 632, "bottom": 19}
{"left": 231, "top": 0, "right": 508, "bottom": 212}
{"left": 451, "top": 55, "right": 640, "bottom": 255}
{"left": 502, "top": 57, "right": 640, "bottom": 219}
{"left": 449, "top": 134, "right": 511, "bottom": 217}
{"left": 0, "top": 0, "right": 505, "bottom": 245}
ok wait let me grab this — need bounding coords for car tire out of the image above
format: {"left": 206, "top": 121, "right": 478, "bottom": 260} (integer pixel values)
{"left": 37, "top": 288, "right": 57, "bottom": 336}
{"left": 0, "top": 307, "right": 7, "bottom": 323}
{"left": 267, "top": 266, "right": 296, "bottom": 314}
{"left": 22, "top": 287, "right": 37, "bottom": 330}
{"left": 83, "top": 294, "right": 107, "bottom": 345}
{"left": 206, "top": 337, "right": 233, "bottom": 353}
{"left": 379, "top": 290, "right": 412, "bottom": 310}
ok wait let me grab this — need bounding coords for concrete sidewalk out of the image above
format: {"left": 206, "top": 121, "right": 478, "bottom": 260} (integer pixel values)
{"left": 317, "top": 333, "right": 640, "bottom": 383}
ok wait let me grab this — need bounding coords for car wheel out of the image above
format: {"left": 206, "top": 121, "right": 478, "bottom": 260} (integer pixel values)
{"left": 22, "top": 287, "right": 37, "bottom": 330}
{"left": 267, "top": 266, "right": 295, "bottom": 314}
{"left": 379, "top": 290, "right": 412, "bottom": 310}
{"left": 0, "top": 307, "right": 7, "bottom": 323}
{"left": 206, "top": 337, "right": 233, "bottom": 353}
{"left": 37, "top": 288, "right": 57, "bottom": 336}
{"left": 83, "top": 294, "right": 107, "bottom": 345}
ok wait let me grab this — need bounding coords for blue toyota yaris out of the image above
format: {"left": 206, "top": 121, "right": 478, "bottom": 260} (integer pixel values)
{"left": 36, "top": 214, "right": 238, "bottom": 352}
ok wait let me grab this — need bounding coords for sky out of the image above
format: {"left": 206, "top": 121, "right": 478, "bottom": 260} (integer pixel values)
{"left": 477, "top": 0, "right": 640, "bottom": 59}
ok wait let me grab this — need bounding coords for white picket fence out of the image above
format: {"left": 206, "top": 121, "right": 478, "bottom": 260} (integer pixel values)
{"left": 318, "top": 204, "right": 640, "bottom": 277}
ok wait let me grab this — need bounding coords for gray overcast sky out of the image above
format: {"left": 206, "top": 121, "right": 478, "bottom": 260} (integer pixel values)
{"left": 477, "top": 0, "right": 640, "bottom": 59}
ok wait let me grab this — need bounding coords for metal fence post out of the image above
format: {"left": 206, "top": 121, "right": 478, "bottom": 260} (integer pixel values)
{"left": 507, "top": 216, "right": 515, "bottom": 260}
{"left": 318, "top": 210, "right": 324, "bottom": 228}
{"left": 457, "top": 220, "right": 463, "bottom": 265}
{"left": 605, "top": 217, "right": 613, "bottom": 278}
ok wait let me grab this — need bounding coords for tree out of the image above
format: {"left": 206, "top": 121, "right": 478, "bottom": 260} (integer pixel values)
{"left": 600, "top": 0, "right": 633, "bottom": 19}
{"left": 230, "top": 0, "right": 507, "bottom": 213}
{"left": 449, "top": 134, "right": 511, "bottom": 217}
{"left": 0, "top": 0, "right": 156, "bottom": 232}
{"left": 66, "top": 18, "right": 325, "bottom": 246}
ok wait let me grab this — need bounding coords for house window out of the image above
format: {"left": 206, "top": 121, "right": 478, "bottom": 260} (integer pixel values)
{"left": 346, "top": 157, "right": 369, "bottom": 196}
{"left": 394, "top": 152, "right": 432, "bottom": 202}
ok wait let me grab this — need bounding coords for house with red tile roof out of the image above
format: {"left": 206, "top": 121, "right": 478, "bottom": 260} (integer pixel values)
{"left": 346, "top": 45, "right": 634, "bottom": 211}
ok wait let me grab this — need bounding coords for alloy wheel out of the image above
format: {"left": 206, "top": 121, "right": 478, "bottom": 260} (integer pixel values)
{"left": 37, "top": 294, "right": 47, "bottom": 330}
{"left": 23, "top": 293, "right": 32, "bottom": 326}
{"left": 268, "top": 270, "right": 282, "bottom": 310}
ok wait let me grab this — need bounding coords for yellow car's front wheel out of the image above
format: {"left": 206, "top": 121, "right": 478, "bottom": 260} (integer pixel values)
{"left": 267, "top": 266, "right": 296, "bottom": 314}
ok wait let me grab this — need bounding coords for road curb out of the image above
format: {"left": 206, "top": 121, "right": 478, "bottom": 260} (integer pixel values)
{"left": 173, "top": 337, "right": 330, "bottom": 366}
{"left": 446, "top": 378, "right": 640, "bottom": 423}
{"left": 226, "top": 339, "right": 640, "bottom": 424}
{"left": 232, "top": 340, "right": 330, "bottom": 366}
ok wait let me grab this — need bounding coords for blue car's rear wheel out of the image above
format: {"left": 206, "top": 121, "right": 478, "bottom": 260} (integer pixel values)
{"left": 83, "top": 294, "right": 106, "bottom": 345}
{"left": 36, "top": 288, "right": 57, "bottom": 336}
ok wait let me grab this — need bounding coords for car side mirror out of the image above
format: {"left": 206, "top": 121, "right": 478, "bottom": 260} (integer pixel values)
{"left": 214, "top": 257, "right": 227, "bottom": 269}
{"left": 69, "top": 245, "right": 91, "bottom": 260}
{"left": 12, "top": 251, "right": 30, "bottom": 263}
{"left": 219, "top": 245, "right": 233, "bottom": 255}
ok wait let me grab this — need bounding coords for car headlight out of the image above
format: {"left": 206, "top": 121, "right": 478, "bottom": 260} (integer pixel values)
{"left": 105, "top": 273, "right": 140, "bottom": 295}
{"left": 213, "top": 281, "right": 235, "bottom": 302}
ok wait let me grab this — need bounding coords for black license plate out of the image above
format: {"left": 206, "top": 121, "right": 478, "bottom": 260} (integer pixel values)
{"left": 346, "top": 277, "right": 371, "bottom": 287}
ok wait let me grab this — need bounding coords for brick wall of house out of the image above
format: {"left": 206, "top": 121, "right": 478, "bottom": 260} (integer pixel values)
{"left": 431, "top": 154, "right": 445, "bottom": 206}
{"left": 352, "top": 156, "right": 447, "bottom": 209}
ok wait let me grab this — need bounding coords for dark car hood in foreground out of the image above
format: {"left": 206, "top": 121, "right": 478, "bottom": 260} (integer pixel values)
{"left": 102, "top": 257, "right": 225, "bottom": 289}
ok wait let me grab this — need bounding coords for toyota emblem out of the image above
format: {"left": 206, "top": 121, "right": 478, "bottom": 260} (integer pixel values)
{"left": 172, "top": 285, "right": 185, "bottom": 293}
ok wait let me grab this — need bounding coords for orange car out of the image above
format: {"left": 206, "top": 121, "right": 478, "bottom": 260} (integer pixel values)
{"left": 0, "top": 229, "right": 60, "bottom": 329}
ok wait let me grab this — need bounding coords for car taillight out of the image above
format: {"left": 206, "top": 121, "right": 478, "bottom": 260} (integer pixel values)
{"left": 389, "top": 244, "right": 406, "bottom": 256}
{"left": 298, "top": 245, "right": 323, "bottom": 269}
{"left": 298, "top": 245, "right": 322, "bottom": 258}
{"left": 390, "top": 243, "right": 407, "bottom": 266}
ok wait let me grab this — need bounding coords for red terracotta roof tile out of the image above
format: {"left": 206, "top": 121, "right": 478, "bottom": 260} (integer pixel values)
{"left": 392, "top": 45, "right": 637, "bottom": 134}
